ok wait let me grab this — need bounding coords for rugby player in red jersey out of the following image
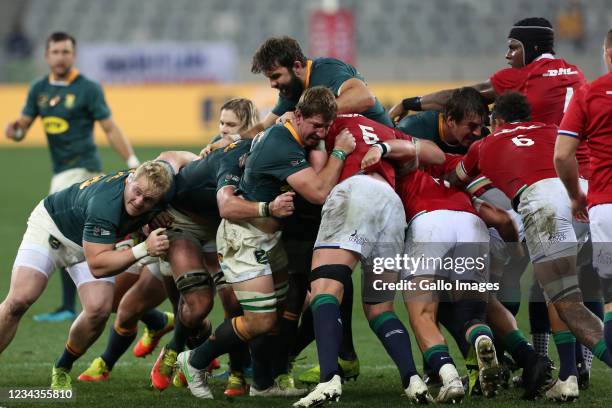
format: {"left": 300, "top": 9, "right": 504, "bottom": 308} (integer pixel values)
{"left": 451, "top": 92, "right": 612, "bottom": 401}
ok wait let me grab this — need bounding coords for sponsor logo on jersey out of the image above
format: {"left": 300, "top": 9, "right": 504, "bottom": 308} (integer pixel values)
{"left": 65, "top": 94, "right": 76, "bottom": 109}
{"left": 93, "top": 226, "right": 112, "bottom": 237}
{"left": 42, "top": 116, "right": 69, "bottom": 134}
{"left": 290, "top": 158, "right": 306, "bottom": 167}
{"left": 37, "top": 94, "right": 49, "bottom": 108}
{"left": 542, "top": 68, "right": 578, "bottom": 77}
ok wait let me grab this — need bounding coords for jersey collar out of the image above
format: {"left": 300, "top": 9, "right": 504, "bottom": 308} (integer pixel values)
{"left": 284, "top": 121, "right": 304, "bottom": 147}
{"left": 49, "top": 68, "right": 80, "bottom": 86}
{"left": 303, "top": 59, "right": 313, "bottom": 90}
{"left": 534, "top": 53, "right": 555, "bottom": 61}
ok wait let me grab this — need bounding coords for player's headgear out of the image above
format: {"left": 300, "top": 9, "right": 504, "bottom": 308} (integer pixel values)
{"left": 508, "top": 17, "right": 555, "bottom": 65}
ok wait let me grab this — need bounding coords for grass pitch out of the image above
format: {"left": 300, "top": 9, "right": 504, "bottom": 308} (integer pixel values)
{"left": 0, "top": 147, "right": 610, "bottom": 407}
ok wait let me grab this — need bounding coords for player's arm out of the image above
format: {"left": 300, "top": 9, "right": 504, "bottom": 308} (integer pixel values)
{"left": 554, "top": 134, "right": 587, "bottom": 221}
{"left": 5, "top": 115, "right": 34, "bottom": 142}
{"left": 361, "top": 139, "right": 416, "bottom": 169}
{"left": 474, "top": 200, "right": 519, "bottom": 242}
{"left": 242, "top": 111, "right": 278, "bottom": 138}
{"left": 83, "top": 228, "right": 168, "bottom": 278}
{"left": 217, "top": 187, "right": 295, "bottom": 220}
{"left": 336, "top": 78, "right": 376, "bottom": 114}
{"left": 156, "top": 150, "right": 199, "bottom": 173}
{"left": 388, "top": 81, "right": 497, "bottom": 122}
{"left": 286, "top": 129, "right": 355, "bottom": 205}
{"left": 99, "top": 117, "right": 140, "bottom": 168}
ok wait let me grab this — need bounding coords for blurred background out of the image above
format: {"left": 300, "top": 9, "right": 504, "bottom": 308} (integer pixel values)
{"left": 0, "top": 0, "right": 610, "bottom": 146}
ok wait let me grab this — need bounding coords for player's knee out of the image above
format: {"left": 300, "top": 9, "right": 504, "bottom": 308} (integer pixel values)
{"left": 244, "top": 312, "right": 277, "bottom": 337}
{"left": 310, "top": 264, "right": 352, "bottom": 298}
{"left": 4, "top": 297, "right": 33, "bottom": 317}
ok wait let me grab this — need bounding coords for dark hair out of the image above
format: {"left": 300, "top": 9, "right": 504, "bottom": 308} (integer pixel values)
{"left": 251, "top": 36, "right": 307, "bottom": 74}
{"left": 295, "top": 86, "right": 337, "bottom": 123}
{"left": 492, "top": 91, "right": 532, "bottom": 123}
{"left": 606, "top": 28, "right": 612, "bottom": 48}
{"left": 46, "top": 32, "right": 76, "bottom": 50}
{"left": 444, "top": 87, "right": 489, "bottom": 123}
{"left": 220, "top": 98, "right": 259, "bottom": 132}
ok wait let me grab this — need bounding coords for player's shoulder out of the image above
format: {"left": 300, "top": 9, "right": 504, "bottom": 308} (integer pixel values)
{"left": 313, "top": 57, "right": 349, "bottom": 68}
{"left": 590, "top": 72, "right": 612, "bottom": 90}
{"left": 75, "top": 74, "right": 104, "bottom": 92}
{"left": 28, "top": 75, "right": 49, "bottom": 91}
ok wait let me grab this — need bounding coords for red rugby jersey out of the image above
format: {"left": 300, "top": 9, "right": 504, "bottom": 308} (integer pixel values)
{"left": 490, "top": 55, "right": 590, "bottom": 177}
{"left": 458, "top": 121, "right": 558, "bottom": 199}
{"left": 559, "top": 73, "right": 612, "bottom": 207}
{"left": 326, "top": 114, "right": 402, "bottom": 187}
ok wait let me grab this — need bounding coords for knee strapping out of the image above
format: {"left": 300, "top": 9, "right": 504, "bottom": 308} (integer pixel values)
{"left": 175, "top": 269, "right": 212, "bottom": 293}
{"left": 310, "top": 264, "right": 352, "bottom": 287}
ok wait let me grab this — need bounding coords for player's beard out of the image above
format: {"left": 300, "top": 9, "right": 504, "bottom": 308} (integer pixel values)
{"left": 279, "top": 72, "right": 304, "bottom": 100}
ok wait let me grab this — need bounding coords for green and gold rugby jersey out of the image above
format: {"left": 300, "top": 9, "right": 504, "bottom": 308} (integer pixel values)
{"left": 397, "top": 111, "right": 468, "bottom": 155}
{"left": 272, "top": 58, "right": 392, "bottom": 127}
{"left": 237, "top": 122, "right": 310, "bottom": 203}
{"left": 43, "top": 170, "right": 164, "bottom": 246}
{"left": 172, "top": 139, "right": 252, "bottom": 218}
{"left": 22, "top": 69, "right": 109, "bottom": 174}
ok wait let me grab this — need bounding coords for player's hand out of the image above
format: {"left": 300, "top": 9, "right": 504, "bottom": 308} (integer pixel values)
{"left": 5, "top": 120, "right": 23, "bottom": 141}
{"left": 388, "top": 102, "right": 408, "bottom": 124}
{"left": 333, "top": 128, "right": 356, "bottom": 155}
{"left": 361, "top": 146, "right": 383, "bottom": 169}
{"left": 269, "top": 191, "right": 296, "bottom": 218}
{"left": 149, "top": 211, "right": 174, "bottom": 230}
{"left": 199, "top": 137, "right": 232, "bottom": 157}
{"left": 571, "top": 191, "right": 589, "bottom": 223}
{"left": 145, "top": 228, "right": 169, "bottom": 256}
{"left": 276, "top": 111, "right": 295, "bottom": 125}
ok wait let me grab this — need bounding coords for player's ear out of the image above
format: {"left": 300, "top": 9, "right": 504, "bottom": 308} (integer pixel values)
{"left": 292, "top": 60, "right": 303, "bottom": 72}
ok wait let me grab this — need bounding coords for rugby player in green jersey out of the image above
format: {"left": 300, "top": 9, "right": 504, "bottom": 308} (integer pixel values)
{"left": 4, "top": 32, "right": 140, "bottom": 323}
{"left": 176, "top": 87, "right": 356, "bottom": 399}
{"left": 0, "top": 161, "right": 173, "bottom": 390}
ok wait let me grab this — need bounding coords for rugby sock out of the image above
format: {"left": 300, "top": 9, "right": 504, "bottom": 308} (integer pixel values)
{"left": 582, "top": 344, "right": 594, "bottom": 370}
{"left": 553, "top": 331, "right": 577, "bottom": 381}
{"left": 275, "top": 310, "right": 299, "bottom": 375}
{"left": 339, "top": 277, "right": 357, "bottom": 361}
{"left": 140, "top": 309, "right": 168, "bottom": 332}
{"left": 503, "top": 330, "right": 536, "bottom": 369}
{"left": 423, "top": 344, "right": 454, "bottom": 376}
{"left": 101, "top": 324, "right": 137, "bottom": 370}
{"left": 369, "top": 312, "right": 417, "bottom": 388}
{"left": 249, "top": 334, "right": 276, "bottom": 390}
{"left": 229, "top": 339, "right": 250, "bottom": 372}
{"left": 311, "top": 294, "right": 342, "bottom": 382}
{"left": 167, "top": 315, "right": 196, "bottom": 352}
{"left": 591, "top": 339, "right": 612, "bottom": 368}
{"left": 532, "top": 333, "right": 550, "bottom": 357}
{"left": 59, "top": 268, "right": 76, "bottom": 313}
{"left": 529, "top": 300, "right": 550, "bottom": 356}
{"left": 467, "top": 324, "right": 494, "bottom": 347}
{"left": 291, "top": 307, "right": 315, "bottom": 359}
{"left": 189, "top": 317, "right": 247, "bottom": 370}
{"left": 605, "top": 312, "right": 612, "bottom": 352}
{"left": 501, "top": 301, "right": 520, "bottom": 317}
{"left": 55, "top": 343, "right": 83, "bottom": 371}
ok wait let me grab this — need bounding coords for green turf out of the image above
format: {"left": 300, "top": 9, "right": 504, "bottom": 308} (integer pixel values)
{"left": 0, "top": 147, "right": 610, "bottom": 407}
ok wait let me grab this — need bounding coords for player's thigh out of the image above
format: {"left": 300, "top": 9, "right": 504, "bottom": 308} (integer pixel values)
{"left": 4, "top": 266, "right": 49, "bottom": 308}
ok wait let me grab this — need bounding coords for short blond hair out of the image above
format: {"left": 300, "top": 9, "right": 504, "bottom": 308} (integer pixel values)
{"left": 133, "top": 160, "right": 173, "bottom": 196}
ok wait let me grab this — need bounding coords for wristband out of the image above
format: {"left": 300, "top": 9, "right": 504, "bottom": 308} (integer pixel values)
{"left": 127, "top": 154, "right": 140, "bottom": 168}
{"left": 374, "top": 142, "right": 391, "bottom": 157}
{"left": 401, "top": 96, "right": 422, "bottom": 111}
{"left": 131, "top": 242, "right": 148, "bottom": 260}
{"left": 331, "top": 149, "right": 347, "bottom": 161}
{"left": 258, "top": 202, "right": 270, "bottom": 217}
